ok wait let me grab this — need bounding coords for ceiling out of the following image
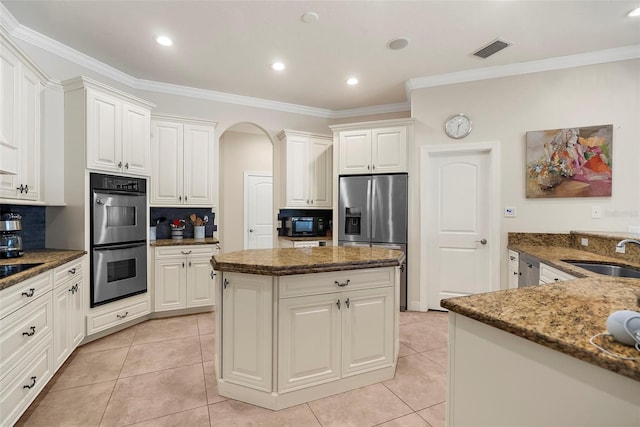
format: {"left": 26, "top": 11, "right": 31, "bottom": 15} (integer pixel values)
{"left": 2, "top": 1, "right": 639, "bottom": 114}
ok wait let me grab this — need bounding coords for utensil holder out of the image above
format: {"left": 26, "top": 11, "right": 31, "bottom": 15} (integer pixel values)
{"left": 171, "top": 227, "right": 184, "bottom": 240}
{"left": 194, "top": 225, "right": 205, "bottom": 239}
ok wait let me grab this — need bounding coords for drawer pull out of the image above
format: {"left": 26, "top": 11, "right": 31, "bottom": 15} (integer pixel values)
{"left": 21, "top": 288, "right": 35, "bottom": 298}
{"left": 181, "top": 250, "right": 192, "bottom": 255}
{"left": 68, "top": 268, "right": 77, "bottom": 274}
{"left": 69, "top": 284, "right": 79, "bottom": 294}
{"left": 223, "top": 278, "right": 230, "bottom": 289}
{"left": 116, "top": 311, "right": 129, "bottom": 319}
{"left": 210, "top": 271, "right": 216, "bottom": 279}
{"left": 23, "top": 376, "right": 37, "bottom": 389}
{"left": 334, "top": 279, "right": 350, "bottom": 287}
{"left": 336, "top": 299, "right": 341, "bottom": 310}
{"left": 345, "top": 298, "right": 350, "bottom": 308}
{"left": 22, "top": 326, "right": 36, "bottom": 337}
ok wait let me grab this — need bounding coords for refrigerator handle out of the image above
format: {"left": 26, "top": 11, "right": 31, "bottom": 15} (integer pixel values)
{"left": 366, "top": 178, "right": 372, "bottom": 239}
{"left": 371, "top": 178, "right": 377, "bottom": 239}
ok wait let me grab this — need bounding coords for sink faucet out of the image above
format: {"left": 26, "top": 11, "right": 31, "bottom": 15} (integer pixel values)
{"left": 616, "top": 239, "right": 640, "bottom": 249}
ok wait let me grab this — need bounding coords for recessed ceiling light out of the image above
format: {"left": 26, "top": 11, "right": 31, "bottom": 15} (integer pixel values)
{"left": 301, "top": 12, "right": 319, "bottom": 23}
{"left": 156, "top": 35, "right": 173, "bottom": 46}
{"left": 272, "top": 62, "right": 285, "bottom": 71}
{"left": 387, "top": 38, "right": 410, "bottom": 50}
{"left": 628, "top": 7, "right": 640, "bottom": 17}
{"left": 346, "top": 77, "right": 358, "bottom": 86}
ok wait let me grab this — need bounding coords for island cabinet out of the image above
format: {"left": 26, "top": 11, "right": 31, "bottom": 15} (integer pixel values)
{"left": 216, "top": 265, "right": 399, "bottom": 410}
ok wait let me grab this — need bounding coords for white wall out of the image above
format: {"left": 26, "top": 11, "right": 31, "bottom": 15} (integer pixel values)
{"left": 219, "top": 129, "right": 273, "bottom": 253}
{"left": 408, "top": 59, "right": 640, "bottom": 307}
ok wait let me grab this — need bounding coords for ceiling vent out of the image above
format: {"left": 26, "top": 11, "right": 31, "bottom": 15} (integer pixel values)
{"left": 473, "top": 39, "right": 510, "bottom": 59}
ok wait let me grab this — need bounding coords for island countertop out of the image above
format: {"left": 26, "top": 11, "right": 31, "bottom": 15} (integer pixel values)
{"left": 442, "top": 242, "right": 640, "bottom": 382}
{"left": 212, "top": 246, "right": 404, "bottom": 276}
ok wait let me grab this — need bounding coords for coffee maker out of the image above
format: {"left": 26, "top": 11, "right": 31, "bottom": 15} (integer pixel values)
{"left": 0, "top": 213, "right": 24, "bottom": 258}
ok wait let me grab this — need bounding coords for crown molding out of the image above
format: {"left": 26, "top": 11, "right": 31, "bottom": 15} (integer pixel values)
{"left": 0, "top": 3, "right": 19, "bottom": 34}
{"left": 407, "top": 44, "right": 640, "bottom": 92}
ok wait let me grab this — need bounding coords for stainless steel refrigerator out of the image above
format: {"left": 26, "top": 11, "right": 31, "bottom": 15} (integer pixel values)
{"left": 338, "top": 173, "right": 408, "bottom": 310}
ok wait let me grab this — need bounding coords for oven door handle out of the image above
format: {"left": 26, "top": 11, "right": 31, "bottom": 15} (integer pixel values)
{"left": 93, "top": 243, "right": 145, "bottom": 251}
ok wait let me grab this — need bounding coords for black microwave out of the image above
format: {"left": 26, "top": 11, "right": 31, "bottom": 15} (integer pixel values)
{"left": 285, "top": 217, "right": 326, "bottom": 237}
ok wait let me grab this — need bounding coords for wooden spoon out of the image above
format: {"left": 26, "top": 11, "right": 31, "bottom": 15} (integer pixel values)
{"left": 190, "top": 213, "right": 197, "bottom": 224}
{"left": 195, "top": 217, "right": 203, "bottom": 226}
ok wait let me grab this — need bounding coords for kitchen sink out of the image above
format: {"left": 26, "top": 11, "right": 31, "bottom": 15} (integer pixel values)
{"left": 561, "top": 260, "right": 640, "bottom": 279}
{"left": 0, "top": 263, "right": 44, "bottom": 279}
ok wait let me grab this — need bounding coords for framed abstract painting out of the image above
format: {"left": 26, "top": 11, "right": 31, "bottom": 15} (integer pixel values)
{"left": 525, "top": 124, "right": 613, "bottom": 198}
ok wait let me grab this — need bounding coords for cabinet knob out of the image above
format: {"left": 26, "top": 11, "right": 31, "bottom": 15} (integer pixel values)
{"left": 336, "top": 299, "right": 341, "bottom": 310}
{"left": 179, "top": 196, "right": 182, "bottom": 201}
{"left": 372, "top": 165, "right": 375, "bottom": 170}
{"left": 125, "top": 162, "right": 129, "bottom": 169}
{"left": 367, "top": 165, "right": 370, "bottom": 170}
{"left": 182, "top": 262, "right": 185, "bottom": 268}
{"left": 24, "top": 184, "right": 29, "bottom": 194}
{"left": 345, "top": 298, "right": 350, "bottom": 308}
{"left": 188, "top": 261, "right": 192, "bottom": 267}
{"left": 510, "top": 256, "right": 515, "bottom": 261}
{"left": 16, "top": 184, "right": 24, "bottom": 193}
{"left": 210, "top": 270, "right": 216, "bottom": 279}
{"left": 223, "top": 278, "right": 230, "bottom": 289}
{"left": 185, "top": 196, "right": 188, "bottom": 202}
{"left": 118, "top": 161, "right": 123, "bottom": 168}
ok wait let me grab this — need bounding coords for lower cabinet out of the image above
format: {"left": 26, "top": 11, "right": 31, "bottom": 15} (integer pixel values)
{"left": 154, "top": 245, "right": 216, "bottom": 311}
{"left": 217, "top": 267, "right": 398, "bottom": 409}
{"left": 52, "top": 259, "right": 84, "bottom": 370}
{"left": 508, "top": 250, "right": 519, "bottom": 289}
{"left": 86, "top": 293, "right": 151, "bottom": 336}
{"left": 539, "top": 262, "right": 575, "bottom": 284}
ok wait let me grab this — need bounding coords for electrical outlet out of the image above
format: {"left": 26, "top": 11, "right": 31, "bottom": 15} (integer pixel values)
{"left": 504, "top": 207, "right": 517, "bottom": 218}
{"left": 581, "top": 238, "right": 588, "bottom": 246}
{"left": 591, "top": 206, "right": 602, "bottom": 219}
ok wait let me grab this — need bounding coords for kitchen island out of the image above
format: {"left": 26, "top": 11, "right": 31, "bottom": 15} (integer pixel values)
{"left": 211, "top": 246, "right": 404, "bottom": 410}
{"left": 442, "top": 255, "right": 640, "bottom": 426}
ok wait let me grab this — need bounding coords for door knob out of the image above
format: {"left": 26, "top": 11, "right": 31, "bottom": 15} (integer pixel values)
{"left": 475, "top": 239, "right": 487, "bottom": 245}
{"left": 249, "top": 229, "right": 254, "bottom": 233}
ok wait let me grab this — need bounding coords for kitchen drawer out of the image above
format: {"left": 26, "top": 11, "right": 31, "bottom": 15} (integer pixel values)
{"left": 155, "top": 245, "right": 215, "bottom": 259}
{"left": 279, "top": 267, "right": 395, "bottom": 299}
{"left": 539, "top": 263, "right": 576, "bottom": 284}
{"left": 0, "top": 292, "right": 52, "bottom": 380}
{"left": 86, "top": 294, "right": 150, "bottom": 335}
{"left": 0, "top": 271, "right": 52, "bottom": 319}
{"left": 0, "top": 336, "right": 53, "bottom": 427}
{"left": 53, "top": 258, "right": 83, "bottom": 287}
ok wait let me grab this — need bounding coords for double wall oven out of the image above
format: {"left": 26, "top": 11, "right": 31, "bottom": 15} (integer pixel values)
{"left": 90, "top": 173, "right": 147, "bottom": 307}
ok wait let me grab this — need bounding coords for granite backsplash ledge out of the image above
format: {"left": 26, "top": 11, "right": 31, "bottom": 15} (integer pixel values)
{"left": 508, "top": 231, "right": 640, "bottom": 265}
{"left": 150, "top": 207, "right": 217, "bottom": 239}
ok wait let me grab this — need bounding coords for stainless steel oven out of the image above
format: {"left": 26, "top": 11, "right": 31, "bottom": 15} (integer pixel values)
{"left": 90, "top": 173, "right": 147, "bottom": 307}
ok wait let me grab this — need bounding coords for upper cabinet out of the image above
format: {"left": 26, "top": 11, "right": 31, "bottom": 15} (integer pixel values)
{"left": 278, "top": 130, "right": 332, "bottom": 208}
{"left": 63, "top": 76, "right": 155, "bottom": 176}
{"left": 0, "top": 31, "right": 47, "bottom": 201}
{"left": 150, "top": 115, "right": 217, "bottom": 207}
{"left": 331, "top": 119, "right": 413, "bottom": 175}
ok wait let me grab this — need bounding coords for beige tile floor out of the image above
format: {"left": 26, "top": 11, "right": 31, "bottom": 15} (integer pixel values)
{"left": 17, "top": 310, "right": 448, "bottom": 427}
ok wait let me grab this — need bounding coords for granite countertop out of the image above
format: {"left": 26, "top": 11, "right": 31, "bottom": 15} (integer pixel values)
{"left": 212, "top": 246, "right": 404, "bottom": 276}
{"left": 151, "top": 237, "right": 220, "bottom": 247}
{"left": 279, "top": 236, "right": 333, "bottom": 241}
{"left": 0, "top": 249, "right": 87, "bottom": 291}
{"left": 443, "top": 241, "right": 640, "bottom": 382}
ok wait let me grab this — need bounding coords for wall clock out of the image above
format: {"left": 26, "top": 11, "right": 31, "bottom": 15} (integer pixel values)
{"left": 444, "top": 113, "right": 472, "bottom": 139}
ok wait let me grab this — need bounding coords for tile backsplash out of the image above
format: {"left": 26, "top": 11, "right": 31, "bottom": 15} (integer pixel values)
{"left": 150, "top": 207, "right": 216, "bottom": 239}
{"left": 0, "top": 205, "right": 46, "bottom": 250}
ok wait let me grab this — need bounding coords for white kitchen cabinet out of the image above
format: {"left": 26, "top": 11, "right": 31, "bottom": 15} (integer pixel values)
{"left": 278, "top": 130, "right": 332, "bottom": 208}
{"left": 278, "top": 272, "right": 394, "bottom": 391}
{"left": 151, "top": 116, "right": 217, "bottom": 206}
{"left": 221, "top": 272, "right": 273, "bottom": 392}
{"left": 154, "top": 245, "right": 216, "bottom": 311}
{"left": 330, "top": 119, "right": 413, "bottom": 175}
{"left": 539, "top": 262, "right": 575, "bottom": 284}
{"left": 0, "top": 32, "right": 46, "bottom": 200}
{"left": 63, "top": 76, "right": 154, "bottom": 176}
{"left": 508, "top": 250, "right": 519, "bottom": 289}
{"left": 86, "top": 292, "right": 150, "bottom": 336}
{"left": 52, "top": 259, "right": 85, "bottom": 371}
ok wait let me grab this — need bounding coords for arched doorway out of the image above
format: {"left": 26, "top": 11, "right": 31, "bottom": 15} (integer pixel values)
{"left": 218, "top": 123, "right": 274, "bottom": 252}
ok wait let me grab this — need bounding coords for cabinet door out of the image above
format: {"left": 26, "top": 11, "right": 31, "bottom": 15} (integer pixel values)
{"left": 339, "top": 130, "right": 371, "bottom": 175}
{"left": 308, "top": 137, "right": 332, "bottom": 207}
{"left": 86, "top": 89, "right": 122, "bottom": 172}
{"left": 150, "top": 121, "right": 183, "bottom": 205}
{"left": 53, "top": 284, "right": 71, "bottom": 370}
{"left": 122, "top": 102, "right": 151, "bottom": 176}
{"left": 186, "top": 256, "right": 215, "bottom": 307}
{"left": 0, "top": 44, "right": 19, "bottom": 177}
{"left": 508, "top": 250, "right": 519, "bottom": 289}
{"left": 69, "top": 275, "right": 85, "bottom": 350}
{"left": 221, "top": 273, "right": 272, "bottom": 392}
{"left": 183, "top": 123, "right": 215, "bottom": 205}
{"left": 341, "top": 286, "right": 394, "bottom": 377}
{"left": 371, "top": 127, "right": 407, "bottom": 173}
{"left": 17, "top": 66, "right": 41, "bottom": 201}
{"left": 154, "top": 258, "right": 187, "bottom": 311}
{"left": 278, "top": 293, "right": 341, "bottom": 392}
{"left": 284, "top": 135, "right": 310, "bottom": 207}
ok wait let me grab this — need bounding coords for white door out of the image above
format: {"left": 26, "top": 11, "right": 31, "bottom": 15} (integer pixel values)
{"left": 421, "top": 143, "right": 500, "bottom": 310}
{"left": 244, "top": 172, "right": 273, "bottom": 249}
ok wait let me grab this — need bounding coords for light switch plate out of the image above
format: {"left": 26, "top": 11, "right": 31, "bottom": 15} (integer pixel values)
{"left": 591, "top": 206, "right": 602, "bottom": 219}
{"left": 504, "top": 207, "right": 517, "bottom": 218}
